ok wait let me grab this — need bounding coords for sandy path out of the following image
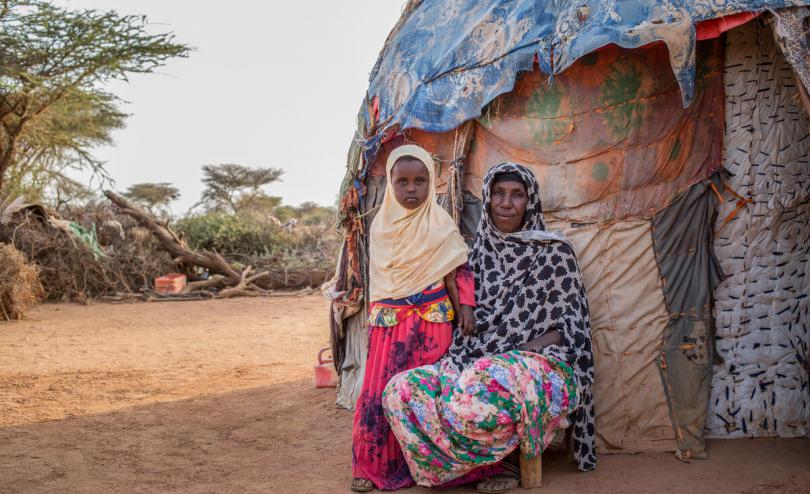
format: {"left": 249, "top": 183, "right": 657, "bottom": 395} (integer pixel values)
{"left": 1, "top": 296, "right": 808, "bottom": 493}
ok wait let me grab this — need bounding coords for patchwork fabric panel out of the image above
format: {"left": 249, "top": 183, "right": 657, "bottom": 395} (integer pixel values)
{"left": 708, "top": 20, "right": 810, "bottom": 438}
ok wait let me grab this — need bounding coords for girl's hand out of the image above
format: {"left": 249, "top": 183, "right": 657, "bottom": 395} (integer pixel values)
{"left": 458, "top": 305, "right": 476, "bottom": 336}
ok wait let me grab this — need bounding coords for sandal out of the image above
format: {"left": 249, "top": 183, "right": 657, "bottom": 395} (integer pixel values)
{"left": 476, "top": 462, "right": 520, "bottom": 493}
{"left": 350, "top": 478, "right": 374, "bottom": 492}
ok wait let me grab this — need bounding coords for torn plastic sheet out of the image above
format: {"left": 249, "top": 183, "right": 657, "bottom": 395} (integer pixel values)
{"left": 367, "top": 0, "right": 810, "bottom": 138}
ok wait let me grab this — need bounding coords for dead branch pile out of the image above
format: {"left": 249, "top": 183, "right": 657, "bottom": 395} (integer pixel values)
{"left": 220, "top": 226, "right": 336, "bottom": 290}
{"left": 0, "top": 243, "right": 44, "bottom": 320}
{"left": 0, "top": 208, "right": 176, "bottom": 301}
{"left": 0, "top": 192, "right": 336, "bottom": 303}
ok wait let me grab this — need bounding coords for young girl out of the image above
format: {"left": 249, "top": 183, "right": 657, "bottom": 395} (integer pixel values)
{"left": 351, "top": 144, "right": 475, "bottom": 492}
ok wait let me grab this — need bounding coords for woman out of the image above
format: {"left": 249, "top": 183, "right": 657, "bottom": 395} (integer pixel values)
{"left": 382, "top": 163, "right": 596, "bottom": 491}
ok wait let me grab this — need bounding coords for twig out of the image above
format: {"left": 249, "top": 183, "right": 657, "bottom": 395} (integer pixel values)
{"left": 216, "top": 267, "right": 271, "bottom": 298}
{"left": 184, "top": 275, "right": 227, "bottom": 292}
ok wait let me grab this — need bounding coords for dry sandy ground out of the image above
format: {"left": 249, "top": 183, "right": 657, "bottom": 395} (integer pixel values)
{"left": 1, "top": 295, "right": 808, "bottom": 494}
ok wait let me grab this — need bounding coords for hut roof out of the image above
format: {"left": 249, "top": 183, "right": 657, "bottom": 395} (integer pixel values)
{"left": 366, "top": 0, "right": 806, "bottom": 137}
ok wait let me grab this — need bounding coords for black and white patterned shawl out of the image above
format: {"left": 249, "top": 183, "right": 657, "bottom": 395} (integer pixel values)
{"left": 443, "top": 162, "right": 596, "bottom": 472}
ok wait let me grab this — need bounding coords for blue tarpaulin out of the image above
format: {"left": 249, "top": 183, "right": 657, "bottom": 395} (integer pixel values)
{"left": 367, "top": 0, "right": 810, "bottom": 135}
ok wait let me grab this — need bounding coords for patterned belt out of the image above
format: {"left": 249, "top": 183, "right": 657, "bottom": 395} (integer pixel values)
{"left": 375, "top": 285, "right": 448, "bottom": 308}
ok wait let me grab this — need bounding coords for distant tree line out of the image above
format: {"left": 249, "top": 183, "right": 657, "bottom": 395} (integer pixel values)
{"left": 121, "top": 163, "right": 336, "bottom": 257}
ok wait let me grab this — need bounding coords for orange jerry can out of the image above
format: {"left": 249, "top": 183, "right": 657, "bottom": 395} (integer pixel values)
{"left": 314, "top": 347, "right": 338, "bottom": 388}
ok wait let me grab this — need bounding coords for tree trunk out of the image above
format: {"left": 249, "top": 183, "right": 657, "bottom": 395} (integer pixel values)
{"left": 0, "top": 145, "right": 15, "bottom": 193}
{"left": 0, "top": 116, "right": 25, "bottom": 194}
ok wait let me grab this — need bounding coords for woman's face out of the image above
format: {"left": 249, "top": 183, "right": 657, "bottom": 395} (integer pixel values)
{"left": 489, "top": 180, "right": 528, "bottom": 233}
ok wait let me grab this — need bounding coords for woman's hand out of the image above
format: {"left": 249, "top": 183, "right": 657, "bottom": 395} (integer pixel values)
{"left": 458, "top": 304, "right": 476, "bottom": 336}
{"left": 519, "top": 329, "right": 562, "bottom": 351}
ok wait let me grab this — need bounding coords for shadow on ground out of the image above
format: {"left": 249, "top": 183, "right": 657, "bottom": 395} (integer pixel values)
{"left": 2, "top": 377, "right": 809, "bottom": 494}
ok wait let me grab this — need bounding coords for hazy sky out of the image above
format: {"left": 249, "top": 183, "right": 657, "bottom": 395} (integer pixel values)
{"left": 58, "top": 1, "right": 404, "bottom": 211}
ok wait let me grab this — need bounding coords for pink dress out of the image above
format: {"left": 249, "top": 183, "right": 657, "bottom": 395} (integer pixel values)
{"left": 351, "top": 267, "right": 474, "bottom": 490}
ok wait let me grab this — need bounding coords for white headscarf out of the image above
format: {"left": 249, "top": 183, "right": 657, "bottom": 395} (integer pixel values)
{"left": 368, "top": 144, "right": 468, "bottom": 302}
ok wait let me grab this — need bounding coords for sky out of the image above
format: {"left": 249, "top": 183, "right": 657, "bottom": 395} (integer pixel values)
{"left": 57, "top": 1, "right": 405, "bottom": 212}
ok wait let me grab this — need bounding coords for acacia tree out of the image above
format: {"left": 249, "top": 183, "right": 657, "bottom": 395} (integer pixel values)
{"left": 196, "top": 163, "right": 284, "bottom": 214}
{"left": 4, "top": 88, "right": 126, "bottom": 199}
{"left": 0, "top": 0, "right": 190, "bottom": 193}
{"left": 123, "top": 182, "right": 179, "bottom": 216}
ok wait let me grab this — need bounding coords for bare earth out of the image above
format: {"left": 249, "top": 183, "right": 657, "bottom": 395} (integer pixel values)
{"left": 0, "top": 296, "right": 808, "bottom": 494}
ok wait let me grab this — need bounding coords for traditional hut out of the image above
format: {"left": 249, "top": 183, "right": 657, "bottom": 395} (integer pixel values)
{"left": 329, "top": 1, "right": 810, "bottom": 460}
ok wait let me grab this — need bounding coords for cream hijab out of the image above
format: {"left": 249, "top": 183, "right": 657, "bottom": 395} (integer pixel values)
{"left": 369, "top": 144, "right": 468, "bottom": 302}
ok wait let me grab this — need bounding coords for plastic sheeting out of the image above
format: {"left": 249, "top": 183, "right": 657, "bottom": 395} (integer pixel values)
{"left": 551, "top": 218, "right": 676, "bottom": 453}
{"left": 335, "top": 313, "right": 368, "bottom": 410}
{"left": 771, "top": 6, "right": 810, "bottom": 117}
{"left": 369, "top": 40, "right": 725, "bottom": 224}
{"left": 367, "top": 0, "right": 810, "bottom": 136}
{"left": 466, "top": 40, "right": 724, "bottom": 222}
{"left": 708, "top": 20, "right": 810, "bottom": 438}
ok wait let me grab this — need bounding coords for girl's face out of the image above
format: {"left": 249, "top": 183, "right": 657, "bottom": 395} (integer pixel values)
{"left": 489, "top": 180, "right": 528, "bottom": 233}
{"left": 390, "top": 157, "right": 430, "bottom": 210}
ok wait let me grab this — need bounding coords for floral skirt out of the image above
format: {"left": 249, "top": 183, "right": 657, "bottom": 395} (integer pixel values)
{"left": 382, "top": 350, "right": 578, "bottom": 486}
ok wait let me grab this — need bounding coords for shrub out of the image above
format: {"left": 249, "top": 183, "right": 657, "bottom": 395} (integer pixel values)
{"left": 0, "top": 243, "right": 44, "bottom": 320}
{"left": 175, "top": 211, "right": 340, "bottom": 288}
{"left": 1, "top": 207, "right": 176, "bottom": 301}
{"left": 175, "top": 212, "right": 283, "bottom": 256}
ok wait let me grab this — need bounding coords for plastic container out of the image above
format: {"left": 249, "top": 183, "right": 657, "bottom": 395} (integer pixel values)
{"left": 314, "top": 347, "right": 338, "bottom": 388}
{"left": 154, "top": 273, "right": 187, "bottom": 294}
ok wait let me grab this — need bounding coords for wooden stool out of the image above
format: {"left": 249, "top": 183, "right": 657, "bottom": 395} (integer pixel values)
{"left": 516, "top": 426, "right": 570, "bottom": 488}
{"left": 519, "top": 453, "right": 542, "bottom": 488}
